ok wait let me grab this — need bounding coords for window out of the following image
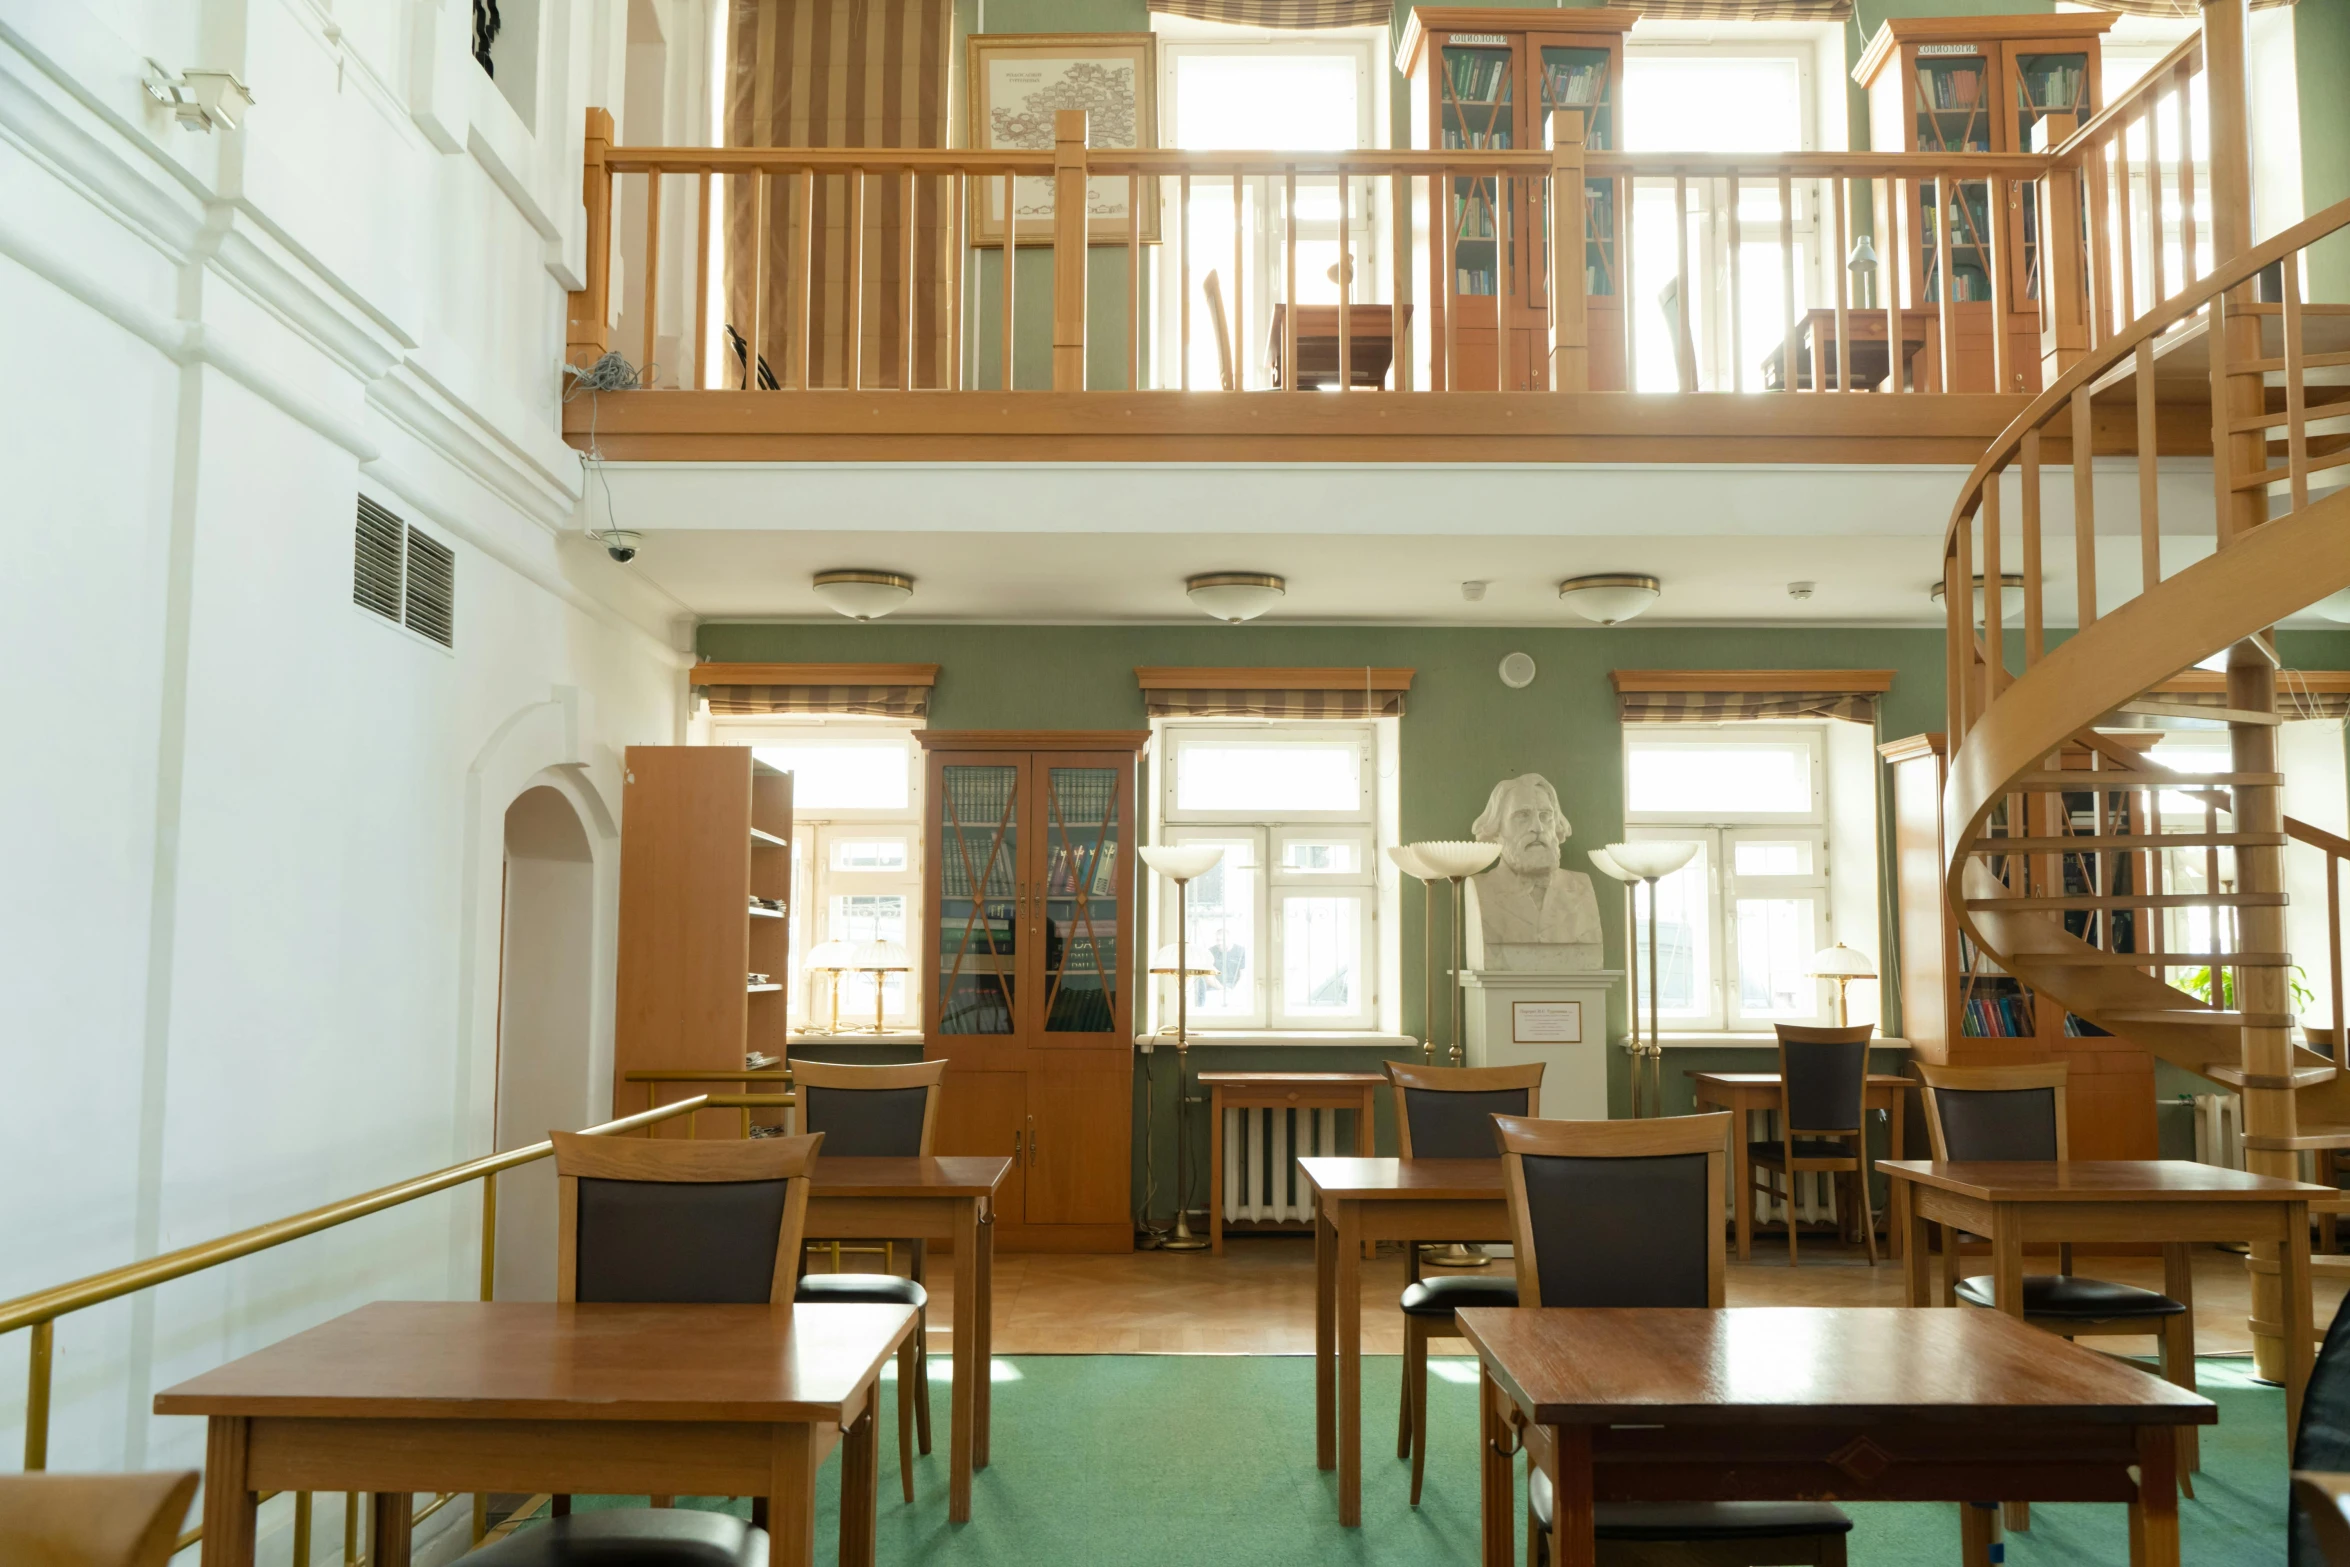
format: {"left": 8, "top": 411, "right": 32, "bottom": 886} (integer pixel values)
{"left": 1155, "top": 722, "right": 1379, "bottom": 1029}
{"left": 1156, "top": 23, "right": 1385, "bottom": 389}
{"left": 1623, "top": 725, "right": 1831, "bottom": 1030}
{"left": 703, "top": 718, "right": 924, "bottom": 1032}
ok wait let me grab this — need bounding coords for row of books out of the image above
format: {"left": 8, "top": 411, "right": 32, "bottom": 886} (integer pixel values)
{"left": 1444, "top": 50, "right": 1512, "bottom": 104}
{"left": 1443, "top": 129, "right": 1515, "bottom": 151}
{"left": 1456, "top": 266, "right": 1499, "bottom": 294}
{"left": 1922, "top": 64, "right": 1984, "bottom": 110}
{"left": 1043, "top": 844, "right": 1119, "bottom": 896}
{"left": 1959, "top": 994, "right": 2035, "bottom": 1036}
{"left": 1542, "top": 60, "right": 1608, "bottom": 108}
{"left": 2022, "top": 64, "right": 2086, "bottom": 110}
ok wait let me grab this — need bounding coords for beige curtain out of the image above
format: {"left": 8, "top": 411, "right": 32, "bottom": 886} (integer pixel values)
{"left": 1604, "top": 0, "right": 1852, "bottom": 20}
{"left": 724, "top": 0, "right": 954, "bottom": 390}
{"left": 1147, "top": 0, "right": 1392, "bottom": 26}
{"left": 1616, "top": 689, "right": 1878, "bottom": 724}
{"left": 703, "top": 684, "right": 932, "bottom": 717}
{"left": 1139, "top": 666, "right": 1411, "bottom": 718}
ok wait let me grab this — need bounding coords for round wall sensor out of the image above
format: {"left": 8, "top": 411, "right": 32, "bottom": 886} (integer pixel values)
{"left": 1498, "top": 652, "right": 1537, "bottom": 689}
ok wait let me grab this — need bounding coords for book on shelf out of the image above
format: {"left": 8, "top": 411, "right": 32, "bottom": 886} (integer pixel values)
{"left": 1443, "top": 129, "right": 1513, "bottom": 151}
{"left": 1455, "top": 266, "right": 1498, "bottom": 294}
{"left": 2023, "top": 64, "right": 2084, "bottom": 111}
{"left": 1960, "top": 993, "right": 2035, "bottom": 1036}
{"left": 1543, "top": 60, "right": 1607, "bottom": 108}
{"left": 1923, "top": 64, "right": 1982, "bottom": 110}
{"left": 1444, "top": 50, "right": 1511, "bottom": 104}
{"left": 1453, "top": 190, "right": 1498, "bottom": 238}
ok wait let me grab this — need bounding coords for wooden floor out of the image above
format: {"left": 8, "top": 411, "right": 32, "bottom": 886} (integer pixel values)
{"left": 902, "top": 1236, "right": 2345, "bottom": 1358}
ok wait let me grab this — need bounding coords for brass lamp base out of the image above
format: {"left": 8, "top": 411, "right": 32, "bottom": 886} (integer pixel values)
{"left": 1161, "top": 1214, "right": 1210, "bottom": 1252}
{"left": 1422, "top": 1243, "right": 1486, "bottom": 1268}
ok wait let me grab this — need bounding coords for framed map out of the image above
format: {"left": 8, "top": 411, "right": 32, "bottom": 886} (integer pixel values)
{"left": 966, "top": 33, "right": 1160, "bottom": 247}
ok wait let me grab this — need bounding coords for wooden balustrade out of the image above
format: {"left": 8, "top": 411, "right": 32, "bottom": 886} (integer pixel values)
{"left": 566, "top": 106, "right": 2085, "bottom": 400}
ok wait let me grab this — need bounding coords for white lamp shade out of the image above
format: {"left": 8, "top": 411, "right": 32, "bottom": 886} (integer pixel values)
{"left": 812, "top": 570, "right": 914, "bottom": 621}
{"left": 853, "top": 938, "right": 909, "bottom": 971}
{"left": 1185, "top": 573, "right": 1285, "bottom": 623}
{"left": 1604, "top": 841, "right": 1699, "bottom": 879}
{"left": 804, "top": 939, "right": 858, "bottom": 971}
{"left": 2318, "top": 589, "right": 2350, "bottom": 625}
{"left": 1586, "top": 847, "right": 1632, "bottom": 882}
{"left": 1558, "top": 574, "right": 1661, "bottom": 626}
{"left": 1150, "top": 943, "right": 1214, "bottom": 977}
{"left": 1386, "top": 843, "right": 1434, "bottom": 879}
{"left": 1139, "top": 844, "right": 1226, "bottom": 879}
{"left": 1408, "top": 839, "right": 1502, "bottom": 878}
{"left": 1806, "top": 942, "right": 1876, "bottom": 980}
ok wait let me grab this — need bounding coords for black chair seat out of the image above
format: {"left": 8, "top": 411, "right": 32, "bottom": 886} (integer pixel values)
{"left": 795, "top": 1273, "right": 926, "bottom": 1309}
{"left": 1747, "top": 1138, "right": 1857, "bottom": 1163}
{"left": 1399, "top": 1275, "right": 1518, "bottom": 1318}
{"left": 468, "top": 1509, "right": 766, "bottom": 1566}
{"left": 1531, "top": 1469, "right": 1852, "bottom": 1539}
{"left": 1953, "top": 1273, "right": 2186, "bottom": 1320}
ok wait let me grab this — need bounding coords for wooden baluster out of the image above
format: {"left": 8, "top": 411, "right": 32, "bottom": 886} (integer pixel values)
{"left": 2135, "top": 338, "right": 2160, "bottom": 586}
{"left": 1934, "top": 172, "right": 1954, "bottom": 393}
{"left": 566, "top": 107, "right": 615, "bottom": 367}
{"left": 1884, "top": 176, "right": 1903, "bottom": 391}
{"left": 2175, "top": 62, "right": 2199, "bottom": 286}
{"left": 2022, "top": 428, "right": 2045, "bottom": 666}
{"left": 2073, "top": 386, "right": 2098, "bottom": 627}
{"left": 2040, "top": 138, "right": 2087, "bottom": 380}
{"left": 750, "top": 171, "right": 769, "bottom": 389}
{"left": 1126, "top": 172, "right": 1140, "bottom": 391}
{"left": 1983, "top": 471, "right": 2006, "bottom": 699}
{"left": 2211, "top": 287, "right": 2237, "bottom": 542}
{"left": 949, "top": 173, "right": 965, "bottom": 390}
{"left": 1495, "top": 168, "right": 1510, "bottom": 391}
{"left": 1673, "top": 174, "right": 1695, "bottom": 392}
{"left": 1987, "top": 168, "right": 2012, "bottom": 395}
{"left": 1621, "top": 173, "right": 1637, "bottom": 389}
{"left": 1179, "top": 172, "right": 1191, "bottom": 391}
{"left": 2085, "top": 136, "right": 2114, "bottom": 344}
{"left": 1000, "top": 170, "right": 1016, "bottom": 391}
{"left": 1947, "top": 514, "right": 1972, "bottom": 741}
{"left": 2145, "top": 108, "right": 2168, "bottom": 308}
{"left": 641, "top": 168, "right": 661, "bottom": 384}
{"left": 1392, "top": 169, "right": 1412, "bottom": 390}
{"left": 693, "top": 171, "right": 711, "bottom": 390}
{"left": 1232, "top": 173, "right": 1244, "bottom": 390}
{"left": 2286, "top": 253, "right": 2310, "bottom": 511}
{"left": 1832, "top": 176, "right": 1851, "bottom": 393}
{"left": 1286, "top": 168, "right": 1300, "bottom": 393}
{"left": 2331, "top": 858, "right": 2344, "bottom": 1047}
{"left": 1548, "top": 110, "right": 1586, "bottom": 392}
{"left": 2113, "top": 127, "right": 2138, "bottom": 323}
{"left": 901, "top": 168, "right": 918, "bottom": 391}
{"left": 788, "top": 169, "right": 814, "bottom": 389}
{"left": 1728, "top": 173, "right": 1744, "bottom": 390}
{"left": 846, "top": 169, "right": 866, "bottom": 391}
{"left": 1051, "top": 109, "right": 1087, "bottom": 392}
{"left": 1778, "top": 174, "right": 1796, "bottom": 394}
{"left": 1442, "top": 168, "right": 1457, "bottom": 392}
{"left": 1338, "top": 170, "right": 1352, "bottom": 393}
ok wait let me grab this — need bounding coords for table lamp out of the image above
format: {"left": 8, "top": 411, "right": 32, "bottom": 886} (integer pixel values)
{"left": 803, "top": 940, "right": 857, "bottom": 1035}
{"left": 1807, "top": 943, "right": 1877, "bottom": 1027}
{"left": 1603, "top": 840, "right": 1700, "bottom": 1118}
{"left": 1405, "top": 841, "right": 1502, "bottom": 1067}
{"left": 1386, "top": 844, "right": 1440, "bottom": 1062}
{"left": 850, "top": 938, "right": 908, "bottom": 1035}
{"left": 1139, "top": 844, "right": 1226, "bottom": 1253}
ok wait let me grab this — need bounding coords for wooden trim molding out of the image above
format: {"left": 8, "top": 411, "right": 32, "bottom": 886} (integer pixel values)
{"left": 916, "top": 730, "right": 1152, "bottom": 752}
{"left": 1611, "top": 669, "right": 1897, "bottom": 695}
{"left": 1134, "top": 667, "right": 1416, "bottom": 692}
{"left": 692, "top": 662, "right": 941, "bottom": 687}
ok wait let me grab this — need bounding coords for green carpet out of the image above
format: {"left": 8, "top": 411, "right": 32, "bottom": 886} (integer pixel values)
{"left": 531, "top": 1355, "right": 2290, "bottom": 1564}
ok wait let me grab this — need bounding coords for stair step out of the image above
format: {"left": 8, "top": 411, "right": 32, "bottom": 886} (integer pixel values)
{"left": 2110, "top": 700, "right": 2285, "bottom": 726}
{"left": 1967, "top": 832, "right": 2287, "bottom": 853}
{"left": 2027, "top": 949, "right": 2295, "bottom": 967}
{"left": 2201, "top": 1062, "right": 2339, "bottom": 1089}
{"left": 2101, "top": 1009, "right": 2298, "bottom": 1028}
{"left": 2244, "top": 1123, "right": 2350, "bottom": 1151}
{"left": 2312, "top": 1254, "right": 2350, "bottom": 1278}
{"left": 1964, "top": 892, "right": 2290, "bottom": 912}
{"left": 1996, "top": 771, "right": 2283, "bottom": 790}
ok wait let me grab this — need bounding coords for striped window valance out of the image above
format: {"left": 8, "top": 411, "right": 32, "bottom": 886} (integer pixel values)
{"left": 1612, "top": 669, "right": 1893, "bottom": 725}
{"left": 1137, "top": 666, "right": 1412, "bottom": 719}
{"left": 1604, "top": 0, "right": 1852, "bottom": 21}
{"left": 2069, "top": 0, "right": 2291, "bottom": 14}
{"left": 2148, "top": 672, "right": 2350, "bottom": 721}
{"left": 693, "top": 662, "right": 939, "bottom": 718}
{"left": 1148, "top": 0, "right": 1391, "bottom": 26}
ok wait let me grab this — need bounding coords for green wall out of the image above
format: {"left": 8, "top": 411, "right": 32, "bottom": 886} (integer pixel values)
{"left": 2301, "top": 0, "right": 2350, "bottom": 301}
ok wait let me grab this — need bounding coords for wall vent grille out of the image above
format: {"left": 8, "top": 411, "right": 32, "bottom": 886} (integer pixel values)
{"left": 403, "top": 529, "right": 455, "bottom": 647}
{"left": 353, "top": 497, "right": 405, "bottom": 622}
{"left": 353, "top": 495, "right": 455, "bottom": 649}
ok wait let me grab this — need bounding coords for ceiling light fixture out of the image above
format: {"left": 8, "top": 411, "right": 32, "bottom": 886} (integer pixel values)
{"left": 1929, "top": 573, "right": 2027, "bottom": 625}
{"left": 1558, "top": 573, "right": 1661, "bottom": 626}
{"left": 1186, "top": 572, "right": 1285, "bottom": 623}
{"left": 811, "top": 569, "right": 914, "bottom": 621}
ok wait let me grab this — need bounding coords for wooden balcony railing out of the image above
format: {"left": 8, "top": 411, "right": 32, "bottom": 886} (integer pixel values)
{"left": 565, "top": 106, "right": 2088, "bottom": 403}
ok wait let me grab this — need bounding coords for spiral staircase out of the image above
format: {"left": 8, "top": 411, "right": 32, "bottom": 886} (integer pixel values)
{"left": 1937, "top": 37, "right": 2350, "bottom": 1396}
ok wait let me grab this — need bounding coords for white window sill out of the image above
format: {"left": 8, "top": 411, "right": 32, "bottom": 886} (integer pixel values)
{"left": 1133, "top": 1031, "right": 1418, "bottom": 1053}
{"left": 790, "top": 1031, "right": 924, "bottom": 1046}
{"left": 1649, "top": 1031, "right": 1910, "bottom": 1049}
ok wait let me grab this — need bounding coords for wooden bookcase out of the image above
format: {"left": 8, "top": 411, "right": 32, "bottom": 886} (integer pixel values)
{"left": 614, "top": 746, "right": 794, "bottom": 1138}
{"left": 1399, "top": 7, "right": 1633, "bottom": 392}
{"left": 1855, "top": 14, "right": 2115, "bottom": 393}
{"left": 1880, "top": 732, "right": 2155, "bottom": 1159}
{"left": 919, "top": 731, "right": 1144, "bottom": 1253}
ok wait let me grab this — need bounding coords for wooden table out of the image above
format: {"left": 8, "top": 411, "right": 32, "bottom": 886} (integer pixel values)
{"left": 1462, "top": 1305, "right": 2215, "bottom": 1567}
{"left": 1760, "top": 307, "right": 1934, "bottom": 390}
{"left": 1201, "top": 1072, "right": 1383, "bottom": 1255}
{"left": 1879, "top": 1158, "right": 2324, "bottom": 1433}
{"left": 1268, "top": 304, "right": 1410, "bottom": 389}
{"left": 1299, "top": 1156, "right": 1511, "bottom": 1526}
{"left": 153, "top": 1300, "right": 914, "bottom": 1567}
{"left": 805, "top": 1154, "right": 1007, "bottom": 1523}
{"left": 1689, "top": 1071, "right": 1914, "bottom": 1260}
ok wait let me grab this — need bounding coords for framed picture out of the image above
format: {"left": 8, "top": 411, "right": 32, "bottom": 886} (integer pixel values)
{"left": 966, "top": 33, "right": 1160, "bottom": 247}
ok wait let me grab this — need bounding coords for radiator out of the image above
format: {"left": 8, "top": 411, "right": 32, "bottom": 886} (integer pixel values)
{"left": 1222, "top": 1107, "right": 1345, "bottom": 1225}
{"left": 2194, "top": 1093, "right": 2245, "bottom": 1170}
{"left": 1740, "top": 1110, "right": 1845, "bottom": 1227}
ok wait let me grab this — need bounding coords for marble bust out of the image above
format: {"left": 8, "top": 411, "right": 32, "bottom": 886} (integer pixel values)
{"left": 1464, "top": 773, "right": 1604, "bottom": 973}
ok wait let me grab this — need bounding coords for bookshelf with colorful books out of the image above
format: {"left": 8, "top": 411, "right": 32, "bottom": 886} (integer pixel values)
{"left": 1399, "top": 8, "right": 1632, "bottom": 392}
{"left": 1855, "top": 15, "right": 2114, "bottom": 393}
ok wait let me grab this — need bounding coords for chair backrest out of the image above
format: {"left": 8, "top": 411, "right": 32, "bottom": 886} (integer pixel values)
{"left": 552, "top": 1130, "right": 823, "bottom": 1304}
{"left": 1774, "top": 1023, "right": 1873, "bottom": 1136}
{"left": 0, "top": 1472, "right": 199, "bottom": 1567}
{"left": 2295, "top": 1292, "right": 2350, "bottom": 1563}
{"left": 1388, "top": 1061, "right": 1544, "bottom": 1159}
{"left": 791, "top": 1057, "right": 946, "bottom": 1156}
{"left": 1917, "top": 1060, "right": 2069, "bottom": 1162}
{"left": 1203, "top": 270, "right": 1236, "bottom": 391}
{"left": 1495, "top": 1113, "right": 1731, "bottom": 1309}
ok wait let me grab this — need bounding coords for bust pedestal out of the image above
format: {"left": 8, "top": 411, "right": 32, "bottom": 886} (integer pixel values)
{"left": 1462, "top": 968, "right": 1624, "bottom": 1120}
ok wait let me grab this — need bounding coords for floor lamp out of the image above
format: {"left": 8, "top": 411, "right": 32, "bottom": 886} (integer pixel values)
{"left": 1404, "top": 840, "right": 1501, "bottom": 1269}
{"left": 1385, "top": 845, "right": 1440, "bottom": 1062}
{"left": 1139, "top": 844, "right": 1226, "bottom": 1254}
{"left": 1586, "top": 849, "right": 1638, "bottom": 1067}
{"left": 1142, "top": 944, "right": 1213, "bottom": 1248}
{"left": 1603, "top": 841, "right": 1699, "bottom": 1118}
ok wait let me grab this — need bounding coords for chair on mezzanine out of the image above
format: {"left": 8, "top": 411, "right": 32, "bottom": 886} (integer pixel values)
{"left": 0, "top": 1470, "right": 198, "bottom": 1567}
{"left": 1495, "top": 1111, "right": 1856, "bottom": 1567}
{"left": 1749, "top": 1023, "right": 1879, "bottom": 1267}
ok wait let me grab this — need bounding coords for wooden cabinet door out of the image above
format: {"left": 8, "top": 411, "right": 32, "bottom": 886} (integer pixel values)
{"left": 1027, "top": 756, "right": 1133, "bottom": 1050}
{"left": 1023, "top": 1067, "right": 1132, "bottom": 1228}
{"left": 929, "top": 756, "right": 1032, "bottom": 1041}
{"left": 931, "top": 1069, "right": 1029, "bottom": 1225}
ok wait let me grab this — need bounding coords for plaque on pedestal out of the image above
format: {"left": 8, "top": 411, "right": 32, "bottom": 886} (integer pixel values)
{"left": 1463, "top": 968, "right": 1623, "bottom": 1120}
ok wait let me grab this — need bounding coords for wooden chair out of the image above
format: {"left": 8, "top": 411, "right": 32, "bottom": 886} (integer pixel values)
{"left": 1203, "top": 269, "right": 1237, "bottom": 390}
{"left": 483, "top": 1130, "right": 827, "bottom": 1562}
{"left": 1916, "top": 1060, "right": 2197, "bottom": 1480}
{"left": 1387, "top": 1060, "right": 1543, "bottom": 1506}
{"left": 790, "top": 1056, "right": 946, "bottom": 1501}
{"left": 2293, "top": 1291, "right": 2350, "bottom": 1563}
{"left": 0, "top": 1471, "right": 198, "bottom": 1567}
{"left": 1749, "top": 1023, "right": 1878, "bottom": 1267}
{"left": 1495, "top": 1112, "right": 1853, "bottom": 1567}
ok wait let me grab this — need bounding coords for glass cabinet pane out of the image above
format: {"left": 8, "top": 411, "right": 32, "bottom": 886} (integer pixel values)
{"left": 1441, "top": 44, "right": 1513, "bottom": 298}
{"left": 1539, "top": 46, "right": 1616, "bottom": 298}
{"left": 2012, "top": 51, "right": 2092, "bottom": 302}
{"left": 936, "top": 764, "right": 1019, "bottom": 1035}
{"left": 1041, "top": 767, "right": 1121, "bottom": 1033}
{"left": 1911, "top": 54, "right": 1995, "bottom": 306}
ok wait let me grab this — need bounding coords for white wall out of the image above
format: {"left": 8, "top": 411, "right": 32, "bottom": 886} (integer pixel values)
{"left": 0, "top": 1, "right": 684, "bottom": 1558}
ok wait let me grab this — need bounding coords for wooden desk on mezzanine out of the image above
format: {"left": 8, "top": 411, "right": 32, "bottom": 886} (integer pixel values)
{"left": 804, "top": 1154, "right": 1008, "bottom": 1522}
{"left": 1299, "top": 1156, "right": 1512, "bottom": 1526}
{"left": 1761, "top": 307, "right": 1935, "bottom": 390}
{"left": 154, "top": 1300, "right": 914, "bottom": 1567}
{"left": 1267, "top": 304, "right": 1411, "bottom": 389}
{"left": 1462, "top": 1305, "right": 2214, "bottom": 1567}
{"left": 1689, "top": 1071, "right": 1915, "bottom": 1260}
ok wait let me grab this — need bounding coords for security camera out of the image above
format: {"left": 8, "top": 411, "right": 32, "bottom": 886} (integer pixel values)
{"left": 601, "top": 530, "right": 642, "bottom": 564}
